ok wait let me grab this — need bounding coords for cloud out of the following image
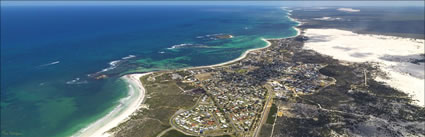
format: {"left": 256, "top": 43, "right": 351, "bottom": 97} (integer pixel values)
{"left": 313, "top": 17, "right": 343, "bottom": 21}
{"left": 337, "top": 8, "right": 360, "bottom": 12}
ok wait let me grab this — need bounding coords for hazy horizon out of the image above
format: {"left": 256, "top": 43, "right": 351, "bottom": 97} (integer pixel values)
{"left": 1, "top": 1, "right": 424, "bottom": 7}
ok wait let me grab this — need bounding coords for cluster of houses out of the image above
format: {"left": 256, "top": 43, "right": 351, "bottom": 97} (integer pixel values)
{"left": 272, "top": 64, "right": 334, "bottom": 97}
{"left": 172, "top": 96, "right": 231, "bottom": 135}
{"left": 169, "top": 38, "right": 334, "bottom": 136}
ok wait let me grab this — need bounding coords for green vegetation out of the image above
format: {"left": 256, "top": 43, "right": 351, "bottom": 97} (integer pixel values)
{"left": 266, "top": 104, "right": 277, "bottom": 124}
{"left": 236, "top": 69, "right": 248, "bottom": 74}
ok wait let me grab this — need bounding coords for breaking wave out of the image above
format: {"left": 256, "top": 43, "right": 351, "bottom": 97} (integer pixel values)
{"left": 122, "top": 55, "right": 136, "bottom": 60}
{"left": 66, "top": 77, "right": 88, "bottom": 85}
{"left": 167, "top": 43, "right": 210, "bottom": 50}
{"left": 39, "top": 61, "right": 60, "bottom": 67}
{"left": 88, "top": 54, "right": 137, "bottom": 77}
{"left": 100, "top": 55, "right": 136, "bottom": 72}
{"left": 101, "top": 60, "right": 121, "bottom": 73}
{"left": 167, "top": 43, "right": 194, "bottom": 49}
{"left": 196, "top": 33, "right": 225, "bottom": 40}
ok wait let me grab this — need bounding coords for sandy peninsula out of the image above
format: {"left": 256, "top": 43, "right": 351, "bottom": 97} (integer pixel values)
{"left": 303, "top": 28, "right": 425, "bottom": 106}
{"left": 73, "top": 73, "right": 150, "bottom": 137}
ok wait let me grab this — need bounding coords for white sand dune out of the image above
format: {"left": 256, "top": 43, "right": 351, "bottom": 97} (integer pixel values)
{"left": 303, "top": 29, "right": 424, "bottom": 106}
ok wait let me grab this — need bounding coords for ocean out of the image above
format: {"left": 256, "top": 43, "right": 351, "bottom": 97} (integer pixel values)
{"left": 0, "top": 5, "right": 298, "bottom": 137}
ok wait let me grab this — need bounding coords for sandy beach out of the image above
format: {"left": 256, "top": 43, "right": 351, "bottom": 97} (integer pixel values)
{"left": 186, "top": 7, "right": 303, "bottom": 71}
{"left": 285, "top": 10, "right": 302, "bottom": 36}
{"left": 73, "top": 73, "right": 150, "bottom": 137}
{"left": 186, "top": 13, "right": 302, "bottom": 71}
{"left": 303, "top": 28, "right": 425, "bottom": 106}
{"left": 186, "top": 38, "right": 273, "bottom": 70}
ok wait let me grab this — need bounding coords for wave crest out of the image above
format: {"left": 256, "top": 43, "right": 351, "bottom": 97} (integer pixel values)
{"left": 66, "top": 77, "right": 88, "bottom": 85}
{"left": 167, "top": 43, "right": 210, "bottom": 50}
{"left": 122, "top": 55, "right": 136, "bottom": 60}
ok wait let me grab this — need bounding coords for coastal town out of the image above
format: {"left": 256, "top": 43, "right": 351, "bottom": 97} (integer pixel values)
{"left": 110, "top": 32, "right": 424, "bottom": 137}
{"left": 2, "top": 3, "right": 425, "bottom": 137}
{"left": 105, "top": 7, "right": 425, "bottom": 137}
{"left": 137, "top": 37, "right": 336, "bottom": 136}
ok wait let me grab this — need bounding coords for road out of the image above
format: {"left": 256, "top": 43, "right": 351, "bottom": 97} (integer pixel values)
{"left": 252, "top": 84, "right": 274, "bottom": 137}
{"left": 156, "top": 127, "right": 174, "bottom": 137}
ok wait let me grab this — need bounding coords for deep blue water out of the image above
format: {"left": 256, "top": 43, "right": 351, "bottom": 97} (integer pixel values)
{"left": 1, "top": 5, "right": 298, "bottom": 137}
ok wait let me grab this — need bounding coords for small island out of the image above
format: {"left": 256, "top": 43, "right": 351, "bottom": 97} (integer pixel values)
{"left": 215, "top": 34, "right": 234, "bottom": 39}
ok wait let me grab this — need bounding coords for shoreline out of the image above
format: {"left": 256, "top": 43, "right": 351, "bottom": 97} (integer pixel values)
{"left": 185, "top": 38, "right": 273, "bottom": 70}
{"left": 72, "top": 73, "right": 150, "bottom": 137}
{"left": 72, "top": 38, "right": 293, "bottom": 137}
{"left": 184, "top": 8, "right": 303, "bottom": 71}
{"left": 76, "top": 8, "right": 301, "bottom": 137}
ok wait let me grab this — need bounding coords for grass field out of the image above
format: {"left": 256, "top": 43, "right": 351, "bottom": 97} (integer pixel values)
{"left": 266, "top": 104, "right": 277, "bottom": 124}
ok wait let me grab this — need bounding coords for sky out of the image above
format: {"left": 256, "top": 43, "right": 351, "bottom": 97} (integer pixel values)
{"left": 1, "top": 1, "right": 424, "bottom": 7}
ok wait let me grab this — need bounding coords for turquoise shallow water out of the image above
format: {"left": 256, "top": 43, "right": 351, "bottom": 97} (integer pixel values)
{"left": 0, "top": 5, "right": 298, "bottom": 137}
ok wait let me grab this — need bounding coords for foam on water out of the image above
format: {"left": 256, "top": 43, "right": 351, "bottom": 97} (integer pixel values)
{"left": 93, "top": 55, "right": 136, "bottom": 75}
{"left": 121, "top": 55, "right": 136, "bottom": 60}
{"left": 167, "top": 43, "right": 194, "bottom": 49}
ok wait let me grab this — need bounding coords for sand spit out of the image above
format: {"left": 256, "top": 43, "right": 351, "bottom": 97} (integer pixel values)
{"left": 73, "top": 73, "right": 150, "bottom": 137}
{"left": 303, "top": 28, "right": 425, "bottom": 106}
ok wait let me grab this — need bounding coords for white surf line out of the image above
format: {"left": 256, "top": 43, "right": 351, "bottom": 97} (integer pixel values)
{"left": 73, "top": 73, "right": 151, "bottom": 137}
